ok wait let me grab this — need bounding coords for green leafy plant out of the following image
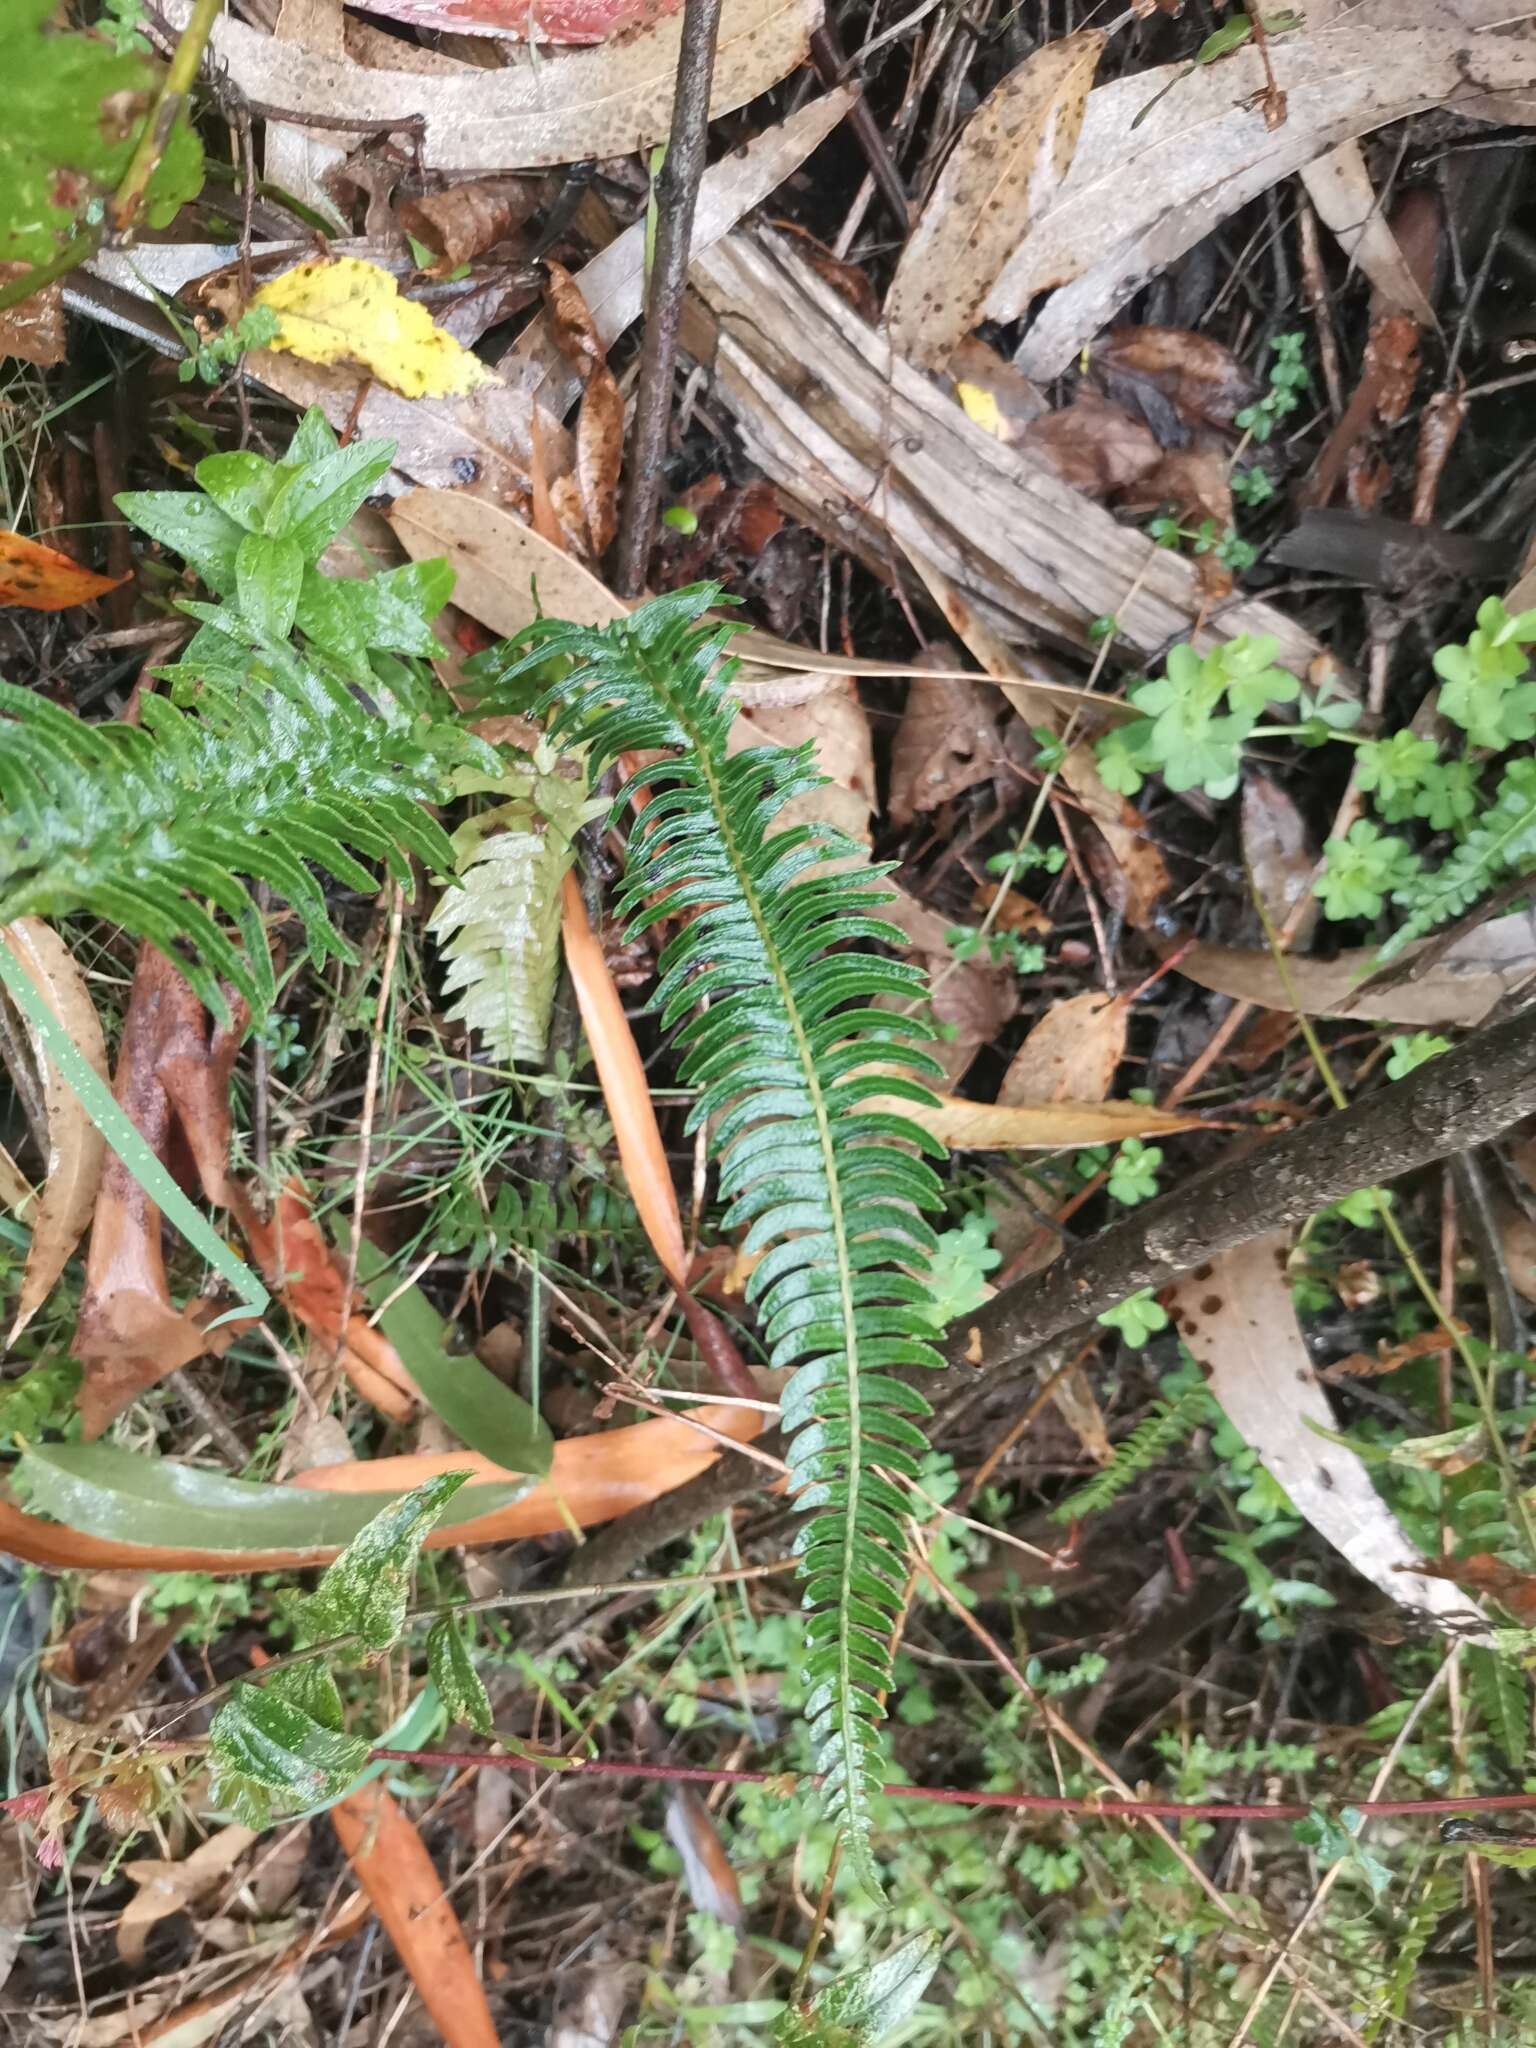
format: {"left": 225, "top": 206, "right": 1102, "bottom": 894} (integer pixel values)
{"left": 1, "top": 408, "right": 487, "bottom": 1016}
{"left": 1108, "top": 1137, "right": 1162, "bottom": 1206}
{"left": 477, "top": 586, "right": 947, "bottom": 1889}
{"left": 210, "top": 1472, "right": 481, "bottom": 1823}
{"left": 1094, "top": 634, "right": 1303, "bottom": 799}
{"left": 177, "top": 306, "right": 281, "bottom": 386}
{"left": 1095, "top": 1288, "right": 1169, "bottom": 1349}
{"left": 1312, "top": 818, "right": 1421, "bottom": 922}
{"left": 772, "top": 1935, "right": 941, "bottom": 2046}
{"left": 1234, "top": 329, "right": 1310, "bottom": 444}
{"left": 1051, "top": 1381, "right": 1215, "bottom": 1522}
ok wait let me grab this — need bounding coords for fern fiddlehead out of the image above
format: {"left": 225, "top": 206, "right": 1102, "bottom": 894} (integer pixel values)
{"left": 480, "top": 587, "right": 947, "bottom": 1885}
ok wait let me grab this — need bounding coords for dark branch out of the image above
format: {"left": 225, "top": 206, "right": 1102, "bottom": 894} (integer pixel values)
{"left": 950, "top": 998, "right": 1536, "bottom": 1376}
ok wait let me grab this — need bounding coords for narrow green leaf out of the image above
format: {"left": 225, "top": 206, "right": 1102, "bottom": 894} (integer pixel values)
{"left": 114, "top": 489, "right": 244, "bottom": 593}
{"left": 354, "top": 1239, "right": 553, "bottom": 1476}
{"left": 194, "top": 450, "right": 286, "bottom": 532}
{"left": 17, "top": 1441, "right": 528, "bottom": 1555}
{"left": 427, "top": 1614, "right": 494, "bottom": 1736}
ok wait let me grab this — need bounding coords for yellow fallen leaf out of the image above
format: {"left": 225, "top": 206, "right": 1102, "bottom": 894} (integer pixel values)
{"left": 252, "top": 258, "right": 496, "bottom": 400}
{"left": 955, "top": 380, "right": 1003, "bottom": 437}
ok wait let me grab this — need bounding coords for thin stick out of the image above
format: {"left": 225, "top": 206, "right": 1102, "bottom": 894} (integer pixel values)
{"left": 113, "top": 0, "right": 225, "bottom": 235}
{"left": 611, "top": 0, "right": 727, "bottom": 594}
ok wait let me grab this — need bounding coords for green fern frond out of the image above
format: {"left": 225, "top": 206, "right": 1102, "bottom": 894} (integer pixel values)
{"left": 429, "top": 753, "right": 601, "bottom": 1066}
{"left": 1050, "top": 1385, "right": 1216, "bottom": 1523}
{"left": 0, "top": 407, "right": 488, "bottom": 1015}
{"left": 480, "top": 585, "right": 947, "bottom": 1889}
{"left": 1380, "top": 758, "right": 1536, "bottom": 961}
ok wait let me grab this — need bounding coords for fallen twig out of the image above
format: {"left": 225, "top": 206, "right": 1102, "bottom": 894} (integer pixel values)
{"left": 613, "top": 0, "right": 728, "bottom": 593}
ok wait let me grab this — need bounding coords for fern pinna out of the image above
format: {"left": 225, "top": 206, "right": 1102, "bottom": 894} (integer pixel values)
{"left": 481, "top": 587, "right": 947, "bottom": 1885}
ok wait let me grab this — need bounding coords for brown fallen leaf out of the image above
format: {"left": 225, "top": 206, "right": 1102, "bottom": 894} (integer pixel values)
{"left": 884, "top": 1093, "right": 1200, "bottom": 1151}
{"left": 72, "top": 946, "right": 248, "bottom": 1440}
{"left": 877, "top": 888, "right": 1019, "bottom": 1089}
{"left": 1407, "top": 1553, "right": 1536, "bottom": 1623}
{"left": 175, "top": 0, "right": 819, "bottom": 171}
{"left": 888, "top": 669, "right": 1007, "bottom": 825}
{"left": 1240, "top": 775, "right": 1318, "bottom": 941}
{"left": 399, "top": 179, "right": 540, "bottom": 269}
{"left": 1365, "top": 313, "right": 1421, "bottom": 426}
{"left": 0, "top": 531, "right": 128, "bottom": 612}
{"left": 1120, "top": 446, "right": 1237, "bottom": 599}
{"left": 1017, "top": 392, "right": 1162, "bottom": 501}
{"left": 1091, "top": 326, "right": 1258, "bottom": 433}
{"left": 545, "top": 262, "right": 624, "bottom": 557}
{"left": 117, "top": 1825, "right": 257, "bottom": 1966}
{"left": 988, "top": 9, "right": 1530, "bottom": 378}
{"left": 331, "top": 1783, "right": 498, "bottom": 2048}
{"left": 1, "top": 920, "right": 108, "bottom": 1344}
{"left": 1000, "top": 991, "right": 1128, "bottom": 1107}
{"left": 885, "top": 29, "right": 1105, "bottom": 369}
{"left": 0, "top": 266, "right": 64, "bottom": 367}
{"left": 1167, "top": 909, "right": 1536, "bottom": 1028}
{"left": 949, "top": 336, "right": 1048, "bottom": 444}
{"left": 1170, "top": 1238, "right": 1484, "bottom": 1631}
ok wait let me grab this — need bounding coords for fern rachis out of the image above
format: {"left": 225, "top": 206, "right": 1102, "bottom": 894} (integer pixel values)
{"left": 479, "top": 588, "right": 947, "bottom": 1885}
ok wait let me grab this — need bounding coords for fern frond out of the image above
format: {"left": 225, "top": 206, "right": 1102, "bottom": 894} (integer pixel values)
{"left": 0, "top": 408, "right": 490, "bottom": 1016}
{"left": 1050, "top": 1386, "right": 1216, "bottom": 1523}
{"left": 481, "top": 585, "right": 947, "bottom": 1888}
{"left": 1380, "top": 759, "right": 1536, "bottom": 961}
{"left": 429, "top": 754, "right": 601, "bottom": 1065}
{"left": 0, "top": 636, "right": 474, "bottom": 1015}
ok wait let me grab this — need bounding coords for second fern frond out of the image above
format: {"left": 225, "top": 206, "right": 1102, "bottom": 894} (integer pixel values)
{"left": 478, "top": 586, "right": 948, "bottom": 1889}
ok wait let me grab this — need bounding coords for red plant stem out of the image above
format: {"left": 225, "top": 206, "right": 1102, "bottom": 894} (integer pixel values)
{"left": 364, "top": 1748, "right": 1536, "bottom": 1825}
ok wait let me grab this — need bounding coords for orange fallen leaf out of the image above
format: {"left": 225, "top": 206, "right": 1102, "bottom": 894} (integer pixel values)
{"left": 0, "top": 1401, "right": 764, "bottom": 1576}
{"left": 561, "top": 870, "right": 687, "bottom": 1284}
{"left": 330, "top": 1783, "right": 500, "bottom": 2048}
{"left": 1000, "top": 990, "right": 1128, "bottom": 1107}
{"left": 236, "top": 1179, "right": 418, "bottom": 1422}
{"left": 559, "top": 873, "right": 757, "bottom": 1400}
{"left": 0, "top": 531, "right": 129, "bottom": 611}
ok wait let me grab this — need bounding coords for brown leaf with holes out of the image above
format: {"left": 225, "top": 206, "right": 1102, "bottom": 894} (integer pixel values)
{"left": 1, "top": 920, "right": 108, "bottom": 1344}
{"left": 1018, "top": 392, "right": 1162, "bottom": 500}
{"left": 72, "top": 946, "right": 250, "bottom": 1440}
{"left": 1001, "top": 990, "right": 1127, "bottom": 1106}
{"left": 888, "top": 672, "right": 1007, "bottom": 824}
{"left": 1092, "top": 326, "right": 1257, "bottom": 431}
{"left": 884, "top": 29, "right": 1105, "bottom": 369}
{"left": 398, "top": 179, "right": 539, "bottom": 268}
{"left": 0, "top": 268, "right": 64, "bottom": 367}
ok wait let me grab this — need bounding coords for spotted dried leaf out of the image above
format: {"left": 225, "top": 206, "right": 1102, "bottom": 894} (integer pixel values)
{"left": 885, "top": 29, "right": 1105, "bottom": 369}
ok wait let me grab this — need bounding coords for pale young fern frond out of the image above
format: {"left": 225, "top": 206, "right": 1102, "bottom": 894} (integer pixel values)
{"left": 429, "top": 754, "right": 601, "bottom": 1066}
{"left": 476, "top": 584, "right": 947, "bottom": 1892}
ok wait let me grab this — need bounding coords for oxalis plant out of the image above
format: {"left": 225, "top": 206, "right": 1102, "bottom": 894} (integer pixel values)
{"left": 1095, "top": 596, "right": 1536, "bottom": 954}
{"left": 476, "top": 589, "right": 950, "bottom": 1890}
